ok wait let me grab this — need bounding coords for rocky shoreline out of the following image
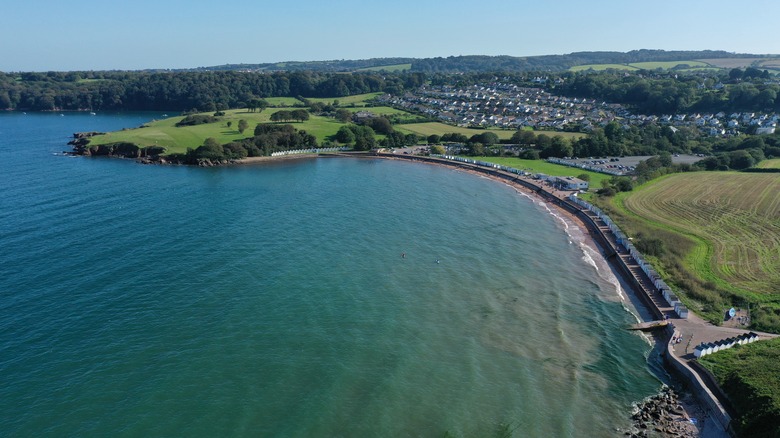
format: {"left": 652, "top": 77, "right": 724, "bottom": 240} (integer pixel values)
{"left": 621, "top": 386, "right": 700, "bottom": 438}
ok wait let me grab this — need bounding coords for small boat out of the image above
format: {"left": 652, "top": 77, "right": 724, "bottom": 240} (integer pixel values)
{"left": 90, "top": 112, "right": 96, "bottom": 116}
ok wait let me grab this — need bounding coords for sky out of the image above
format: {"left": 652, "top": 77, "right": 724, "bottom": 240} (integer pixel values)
{"left": 2, "top": 0, "right": 778, "bottom": 72}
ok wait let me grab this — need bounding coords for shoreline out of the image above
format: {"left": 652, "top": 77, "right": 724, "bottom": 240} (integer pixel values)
{"left": 375, "top": 153, "right": 710, "bottom": 437}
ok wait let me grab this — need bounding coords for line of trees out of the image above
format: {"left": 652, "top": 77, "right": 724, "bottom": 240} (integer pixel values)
{"left": 0, "top": 70, "right": 425, "bottom": 112}
{"left": 175, "top": 123, "right": 320, "bottom": 163}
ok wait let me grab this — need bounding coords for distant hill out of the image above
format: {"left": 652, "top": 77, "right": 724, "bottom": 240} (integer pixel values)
{"left": 193, "top": 50, "right": 773, "bottom": 73}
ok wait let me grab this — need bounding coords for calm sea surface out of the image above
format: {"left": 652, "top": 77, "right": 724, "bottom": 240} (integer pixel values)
{"left": 0, "top": 112, "right": 665, "bottom": 437}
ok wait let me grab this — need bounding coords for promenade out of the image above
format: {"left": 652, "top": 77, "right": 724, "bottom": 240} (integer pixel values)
{"left": 377, "top": 152, "right": 778, "bottom": 436}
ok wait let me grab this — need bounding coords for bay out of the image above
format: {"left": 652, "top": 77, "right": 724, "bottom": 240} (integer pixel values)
{"left": 0, "top": 112, "right": 662, "bottom": 437}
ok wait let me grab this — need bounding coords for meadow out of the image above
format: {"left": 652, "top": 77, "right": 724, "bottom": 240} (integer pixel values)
{"left": 395, "top": 122, "right": 584, "bottom": 140}
{"left": 88, "top": 110, "right": 350, "bottom": 154}
{"left": 756, "top": 158, "right": 780, "bottom": 169}
{"left": 570, "top": 60, "right": 712, "bottom": 72}
{"left": 698, "top": 337, "right": 780, "bottom": 437}
{"left": 601, "top": 172, "right": 780, "bottom": 330}
{"left": 355, "top": 64, "right": 411, "bottom": 72}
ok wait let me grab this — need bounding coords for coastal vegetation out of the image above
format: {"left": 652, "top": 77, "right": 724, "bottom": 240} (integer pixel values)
{"left": 698, "top": 337, "right": 780, "bottom": 438}
{"left": 596, "top": 173, "right": 780, "bottom": 332}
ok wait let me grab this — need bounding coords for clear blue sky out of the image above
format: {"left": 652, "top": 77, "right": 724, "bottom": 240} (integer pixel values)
{"left": 2, "top": 0, "right": 777, "bottom": 71}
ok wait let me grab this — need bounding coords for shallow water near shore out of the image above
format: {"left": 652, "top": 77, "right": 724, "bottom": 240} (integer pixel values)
{"left": 1, "top": 112, "right": 663, "bottom": 436}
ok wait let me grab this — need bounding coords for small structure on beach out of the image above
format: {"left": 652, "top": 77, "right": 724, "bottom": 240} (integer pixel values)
{"left": 693, "top": 332, "right": 759, "bottom": 358}
{"left": 553, "top": 176, "right": 589, "bottom": 191}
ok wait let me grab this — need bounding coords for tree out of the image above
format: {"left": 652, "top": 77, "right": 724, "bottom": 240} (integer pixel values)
{"left": 427, "top": 134, "right": 441, "bottom": 144}
{"left": 290, "top": 109, "right": 310, "bottom": 122}
{"left": 227, "top": 121, "right": 233, "bottom": 128}
{"left": 430, "top": 145, "right": 446, "bottom": 155}
{"left": 511, "top": 129, "right": 536, "bottom": 146}
{"left": 577, "top": 173, "right": 590, "bottom": 182}
{"left": 238, "top": 119, "right": 248, "bottom": 134}
{"left": 335, "top": 109, "right": 351, "bottom": 123}
{"left": 336, "top": 126, "right": 355, "bottom": 144}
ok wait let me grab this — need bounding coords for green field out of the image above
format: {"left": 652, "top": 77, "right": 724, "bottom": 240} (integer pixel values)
{"left": 602, "top": 172, "right": 780, "bottom": 330}
{"left": 471, "top": 157, "right": 611, "bottom": 189}
{"left": 395, "top": 122, "right": 584, "bottom": 140}
{"left": 570, "top": 64, "right": 639, "bottom": 72}
{"left": 262, "top": 93, "right": 383, "bottom": 108}
{"left": 699, "top": 337, "right": 780, "bottom": 437}
{"left": 629, "top": 60, "right": 710, "bottom": 69}
{"left": 356, "top": 64, "right": 411, "bottom": 72}
{"left": 757, "top": 158, "right": 780, "bottom": 169}
{"left": 307, "top": 92, "right": 383, "bottom": 106}
{"left": 88, "top": 109, "right": 349, "bottom": 154}
{"left": 86, "top": 103, "right": 429, "bottom": 154}
{"left": 571, "top": 60, "right": 713, "bottom": 72}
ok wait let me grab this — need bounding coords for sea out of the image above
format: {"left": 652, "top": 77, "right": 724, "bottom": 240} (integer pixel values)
{"left": 0, "top": 112, "right": 667, "bottom": 437}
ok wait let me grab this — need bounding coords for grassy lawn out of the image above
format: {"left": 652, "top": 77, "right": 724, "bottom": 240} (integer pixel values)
{"left": 570, "top": 64, "right": 638, "bottom": 72}
{"left": 598, "top": 172, "right": 780, "bottom": 330}
{"left": 629, "top": 60, "right": 710, "bottom": 69}
{"left": 757, "top": 158, "right": 780, "bottom": 169}
{"left": 395, "top": 122, "right": 584, "bottom": 140}
{"left": 471, "top": 157, "right": 611, "bottom": 189}
{"left": 307, "top": 92, "right": 383, "bottom": 105}
{"left": 698, "top": 337, "right": 780, "bottom": 437}
{"left": 88, "top": 109, "right": 348, "bottom": 154}
{"left": 356, "top": 64, "right": 411, "bottom": 72}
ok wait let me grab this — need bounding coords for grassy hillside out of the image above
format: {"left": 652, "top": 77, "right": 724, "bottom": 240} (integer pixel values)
{"left": 756, "top": 159, "right": 780, "bottom": 169}
{"left": 570, "top": 60, "right": 713, "bottom": 72}
{"left": 599, "top": 172, "right": 780, "bottom": 331}
{"left": 88, "top": 109, "right": 351, "bottom": 154}
{"left": 356, "top": 64, "right": 411, "bottom": 72}
{"left": 699, "top": 337, "right": 780, "bottom": 438}
{"left": 395, "top": 122, "right": 584, "bottom": 141}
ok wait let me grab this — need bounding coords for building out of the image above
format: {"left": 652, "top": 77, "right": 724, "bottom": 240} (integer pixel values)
{"left": 554, "top": 176, "right": 589, "bottom": 191}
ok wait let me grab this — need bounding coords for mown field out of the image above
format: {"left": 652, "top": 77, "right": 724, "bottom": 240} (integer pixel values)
{"left": 262, "top": 92, "right": 383, "bottom": 107}
{"left": 356, "top": 64, "right": 411, "bottom": 72}
{"left": 570, "top": 60, "right": 711, "bottom": 72}
{"left": 756, "top": 158, "right": 780, "bottom": 169}
{"left": 88, "top": 109, "right": 349, "bottom": 154}
{"left": 472, "top": 157, "right": 611, "bottom": 189}
{"left": 698, "top": 337, "right": 780, "bottom": 437}
{"left": 570, "top": 64, "right": 638, "bottom": 72}
{"left": 395, "top": 122, "right": 584, "bottom": 140}
{"left": 604, "top": 172, "right": 780, "bottom": 330}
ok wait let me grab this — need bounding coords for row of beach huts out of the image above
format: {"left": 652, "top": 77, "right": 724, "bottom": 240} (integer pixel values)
{"left": 693, "top": 332, "right": 759, "bottom": 358}
{"left": 270, "top": 147, "right": 350, "bottom": 157}
{"left": 567, "top": 196, "right": 690, "bottom": 319}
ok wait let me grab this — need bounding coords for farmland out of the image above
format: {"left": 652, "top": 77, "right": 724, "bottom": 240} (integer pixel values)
{"left": 356, "top": 64, "right": 411, "bottom": 72}
{"left": 570, "top": 60, "right": 711, "bottom": 72}
{"left": 604, "top": 172, "right": 780, "bottom": 330}
{"left": 395, "top": 122, "right": 584, "bottom": 141}
{"left": 756, "top": 158, "right": 780, "bottom": 169}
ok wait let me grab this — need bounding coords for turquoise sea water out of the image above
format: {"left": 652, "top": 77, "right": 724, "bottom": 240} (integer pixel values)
{"left": 0, "top": 112, "right": 663, "bottom": 437}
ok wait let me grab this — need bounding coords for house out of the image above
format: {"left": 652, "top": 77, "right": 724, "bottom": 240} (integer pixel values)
{"left": 352, "top": 111, "right": 376, "bottom": 122}
{"left": 756, "top": 126, "right": 776, "bottom": 135}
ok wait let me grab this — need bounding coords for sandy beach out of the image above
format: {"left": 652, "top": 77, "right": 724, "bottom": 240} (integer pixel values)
{"left": 377, "top": 153, "right": 714, "bottom": 437}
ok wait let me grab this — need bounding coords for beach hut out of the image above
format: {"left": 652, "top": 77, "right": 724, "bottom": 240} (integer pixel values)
{"left": 675, "top": 305, "right": 689, "bottom": 319}
{"left": 694, "top": 344, "right": 707, "bottom": 358}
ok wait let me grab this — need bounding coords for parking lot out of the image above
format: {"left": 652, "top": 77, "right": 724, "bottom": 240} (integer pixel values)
{"left": 559, "top": 154, "right": 705, "bottom": 174}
